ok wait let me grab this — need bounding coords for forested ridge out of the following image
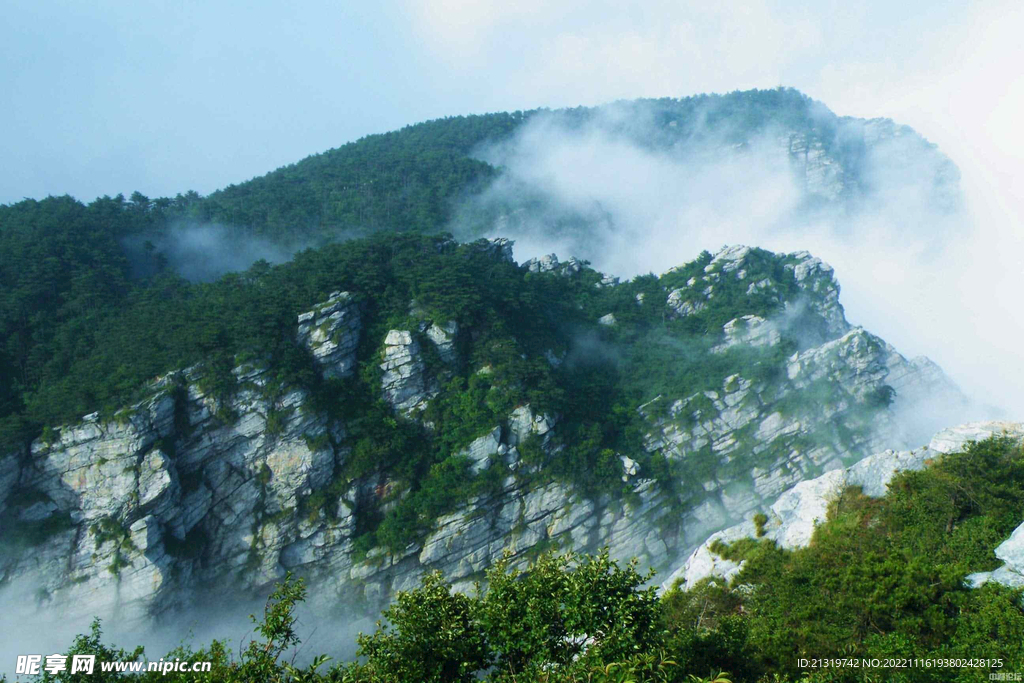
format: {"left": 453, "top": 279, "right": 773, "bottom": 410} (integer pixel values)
{"left": 0, "top": 88, "right": 847, "bottom": 455}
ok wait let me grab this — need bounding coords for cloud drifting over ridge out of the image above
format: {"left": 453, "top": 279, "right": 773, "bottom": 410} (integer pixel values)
{"left": 452, "top": 102, "right": 1018, "bottom": 418}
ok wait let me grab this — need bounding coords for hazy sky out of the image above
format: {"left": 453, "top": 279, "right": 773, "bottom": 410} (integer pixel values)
{"left": 0, "top": 0, "right": 1016, "bottom": 205}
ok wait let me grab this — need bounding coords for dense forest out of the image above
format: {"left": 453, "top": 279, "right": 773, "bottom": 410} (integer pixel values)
{"left": 8, "top": 436, "right": 1023, "bottom": 682}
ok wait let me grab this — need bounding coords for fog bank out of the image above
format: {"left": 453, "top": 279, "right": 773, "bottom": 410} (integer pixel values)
{"left": 452, "top": 104, "right": 1017, "bottom": 418}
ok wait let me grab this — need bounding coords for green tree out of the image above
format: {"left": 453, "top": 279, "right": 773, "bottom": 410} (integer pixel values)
{"left": 479, "top": 550, "right": 663, "bottom": 680}
{"left": 353, "top": 571, "right": 489, "bottom": 683}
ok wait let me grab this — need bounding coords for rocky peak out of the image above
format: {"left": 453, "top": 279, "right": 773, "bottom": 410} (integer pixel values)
{"left": 784, "top": 251, "right": 847, "bottom": 337}
{"left": 523, "top": 253, "right": 584, "bottom": 276}
{"left": 476, "top": 237, "right": 516, "bottom": 264}
{"left": 663, "top": 245, "right": 848, "bottom": 343}
{"left": 705, "top": 245, "right": 754, "bottom": 273}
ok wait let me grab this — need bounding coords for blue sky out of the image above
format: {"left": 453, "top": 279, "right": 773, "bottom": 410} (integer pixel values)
{"left": 1, "top": 0, "right": 1015, "bottom": 205}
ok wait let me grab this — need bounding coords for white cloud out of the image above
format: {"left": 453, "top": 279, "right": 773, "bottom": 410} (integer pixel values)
{"left": 410, "top": 0, "right": 1024, "bottom": 418}
{"left": 405, "top": 0, "right": 825, "bottom": 106}
{"left": 453, "top": 89, "right": 1021, "bottom": 417}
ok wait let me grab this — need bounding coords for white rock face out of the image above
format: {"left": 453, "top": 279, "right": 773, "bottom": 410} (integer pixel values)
{"left": 786, "top": 133, "right": 844, "bottom": 200}
{"left": 620, "top": 456, "right": 640, "bottom": 482}
{"left": 712, "top": 315, "right": 781, "bottom": 353}
{"left": 639, "top": 311, "right": 938, "bottom": 553}
{"left": 0, "top": 245, "right": 975, "bottom": 631}
{"left": 707, "top": 245, "right": 752, "bottom": 272}
{"left": 380, "top": 330, "right": 438, "bottom": 415}
{"left": 424, "top": 321, "right": 459, "bottom": 365}
{"left": 523, "top": 253, "right": 582, "bottom": 275}
{"left": 669, "top": 520, "right": 754, "bottom": 590}
{"left": 507, "top": 404, "right": 556, "bottom": 447}
{"left": 480, "top": 237, "right": 515, "bottom": 263}
{"left": 666, "top": 290, "right": 706, "bottom": 318}
{"left": 966, "top": 523, "right": 1024, "bottom": 589}
{"left": 459, "top": 428, "right": 502, "bottom": 474}
{"left": 296, "top": 291, "right": 361, "bottom": 378}
{"left": 928, "top": 422, "right": 1024, "bottom": 454}
{"left": 784, "top": 251, "right": 847, "bottom": 337}
{"left": 781, "top": 121, "right": 957, "bottom": 208}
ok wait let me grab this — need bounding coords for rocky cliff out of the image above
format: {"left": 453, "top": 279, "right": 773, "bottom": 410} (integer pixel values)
{"left": 0, "top": 241, "right": 970, "bottom": 626}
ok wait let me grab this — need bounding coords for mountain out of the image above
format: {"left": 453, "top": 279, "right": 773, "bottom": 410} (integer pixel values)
{"left": 0, "top": 88, "right": 960, "bottom": 457}
{"left": 0, "top": 237, "right": 968, "bottom": 626}
{"left": 191, "top": 87, "right": 958, "bottom": 241}
{"left": 0, "top": 88, "right": 997, "bottom": 679}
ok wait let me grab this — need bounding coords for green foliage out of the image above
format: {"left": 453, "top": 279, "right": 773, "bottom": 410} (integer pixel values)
{"left": 479, "top": 550, "right": 663, "bottom": 679}
{"left": 372, "top": 456, "right": 475, "bottom": 553}
{"left": 351, "top": 571, "right": 489, "bottom": 683}
{"left": 753, "top": 513, "right": 769, "bottom": 538}
{"left": 265, "top": 406, "right": 292, "bottom": 436}
{"left": 35, "top": 575, "right": 327, "bottom": 682}
{"left": 38, "top": 619, "right": 146, "bottom": 682}
{"left": 234, "top": 574, "right": 313, "bottom": 682}
{"left": 660, "top": 436, "right": 1024, "bottom": 682}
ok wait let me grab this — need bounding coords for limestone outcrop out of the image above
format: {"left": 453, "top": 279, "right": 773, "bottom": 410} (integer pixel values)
{"left": 967, "top": 524, "right": 1024, "bottom": 590}
{"left": 6, "top": 366, "right": 343, "bottom": 621}
{"left": 523, "top": 253, "right": 583, "bottom": 276}
{"left": 380, "top": 330, "right": 438, "bottom": 415}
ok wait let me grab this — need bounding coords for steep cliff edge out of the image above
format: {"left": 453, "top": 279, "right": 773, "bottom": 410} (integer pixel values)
{"left": 0, "top": 240, "right": 970, "bottom": 624}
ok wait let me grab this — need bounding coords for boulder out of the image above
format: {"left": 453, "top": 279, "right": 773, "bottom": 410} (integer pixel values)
{"left": 966, "top": 522, "right": 1024, "bottom": 589}
{"left": 459, "top": 428, "right": 502, "bottom": 474}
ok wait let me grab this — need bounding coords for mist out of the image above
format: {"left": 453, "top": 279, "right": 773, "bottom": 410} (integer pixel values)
{"left": 123, "top": 223, "right": 337, "bottom": 283}
{"left": 0, "top": 572, "right": 370, "bottom": 676}
{"left": 451, "top": 101, "right": 1018, "bottom": 419}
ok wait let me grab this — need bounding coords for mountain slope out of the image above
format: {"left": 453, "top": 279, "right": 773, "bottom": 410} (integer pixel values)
{"left": 0, "top": 237, "right": 966, "bottom": 625}
{"left": 193, "top": 87, "right": 959, "bottom": 240}
{"left": 0, "top": 88, "right": 959, "bottom": 455}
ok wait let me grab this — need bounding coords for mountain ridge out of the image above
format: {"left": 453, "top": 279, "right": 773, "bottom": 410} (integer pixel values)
{"left": 0, "top": 239, "right": 969, "bottom": 627}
